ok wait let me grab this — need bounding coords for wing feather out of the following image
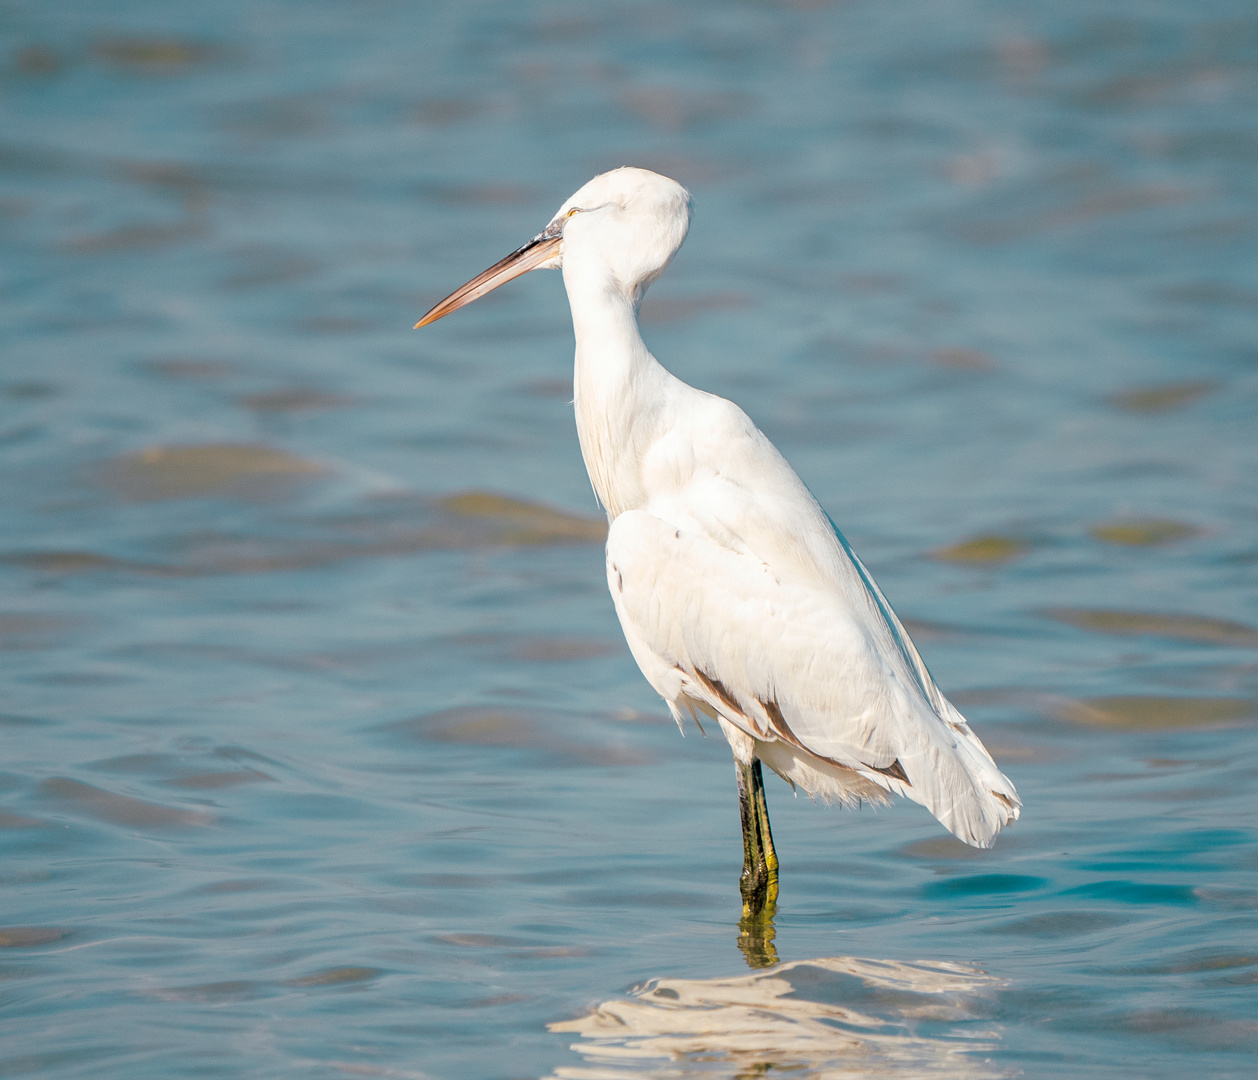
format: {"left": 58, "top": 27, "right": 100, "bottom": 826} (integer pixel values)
{"left": 606, "top": 505, "right": 1020, "bottom": 847}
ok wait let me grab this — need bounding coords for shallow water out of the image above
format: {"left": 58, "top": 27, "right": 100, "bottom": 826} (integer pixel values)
{"left": 2, "top": 1, "right": 1257, "bottom": 1077}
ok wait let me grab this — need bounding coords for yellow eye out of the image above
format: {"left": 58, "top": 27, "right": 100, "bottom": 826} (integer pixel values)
{"left": 566, "top": 207, "right": 580, "bottom": 217}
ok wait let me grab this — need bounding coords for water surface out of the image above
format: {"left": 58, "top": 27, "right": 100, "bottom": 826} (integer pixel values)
{"left": 2, "top": 1, "right": 1257, "bottom": 1077}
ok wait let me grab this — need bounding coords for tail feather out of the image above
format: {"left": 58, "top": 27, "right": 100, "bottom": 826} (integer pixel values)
{"left": 901, "top": 698, "right": 1020, "bottom": 848}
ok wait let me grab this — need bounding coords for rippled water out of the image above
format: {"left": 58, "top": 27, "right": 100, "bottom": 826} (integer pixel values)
{"left": 2, "top": 1, "right": 1257, "bottom": 1077}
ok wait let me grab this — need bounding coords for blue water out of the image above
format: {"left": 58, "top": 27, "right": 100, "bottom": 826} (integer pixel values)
{"left": 2, "top": 1, "right": 1256, "bottom": 1077}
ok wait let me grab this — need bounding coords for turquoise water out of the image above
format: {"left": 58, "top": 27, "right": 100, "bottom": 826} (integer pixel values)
{"left": 2, "top": 1, "right": 1257, "bottom": 1076}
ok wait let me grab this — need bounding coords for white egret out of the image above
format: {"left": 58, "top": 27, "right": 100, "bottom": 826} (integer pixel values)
{"left": 417, "top": 167, "right": 1020, "bottom": 918}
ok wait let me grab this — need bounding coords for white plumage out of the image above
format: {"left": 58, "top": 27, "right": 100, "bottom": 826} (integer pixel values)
{"left": 417, "top": 166, "right": 1020, "bottom": 899}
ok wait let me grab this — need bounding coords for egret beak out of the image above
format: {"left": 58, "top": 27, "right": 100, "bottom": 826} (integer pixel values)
{"left": 414, "top": 229, "right": 563, "bottom": 328}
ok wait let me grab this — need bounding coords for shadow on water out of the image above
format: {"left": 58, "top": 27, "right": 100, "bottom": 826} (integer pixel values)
{"left": 546, "top": 953, "right": 1004, "bottom": 1079}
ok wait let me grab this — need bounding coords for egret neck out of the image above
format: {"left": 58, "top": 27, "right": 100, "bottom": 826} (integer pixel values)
{"left": 564, "top": 242, "right": 671, "bottom": 521}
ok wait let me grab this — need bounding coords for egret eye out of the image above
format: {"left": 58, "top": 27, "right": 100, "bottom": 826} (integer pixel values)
{"left": 566, "top": 207, "right": 580, "bottom": 217}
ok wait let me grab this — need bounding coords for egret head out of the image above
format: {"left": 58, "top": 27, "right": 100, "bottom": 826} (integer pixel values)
{"left": 415, "top": 167, "right": 690, "bottom": 327}
{"left": 556, "top": 168, "right": 691, "bottom": 302}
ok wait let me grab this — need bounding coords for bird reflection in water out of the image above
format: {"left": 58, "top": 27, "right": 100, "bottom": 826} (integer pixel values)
{"left": 737, "top": 896, "right": 778, "bottom": 970}
{"left": 546, "top": 955, "right": 1003, "bottom": 1080}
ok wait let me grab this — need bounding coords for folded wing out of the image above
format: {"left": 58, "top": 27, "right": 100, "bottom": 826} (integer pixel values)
{"left": 606, "top": 506, "right": 1020, "bottom": 847}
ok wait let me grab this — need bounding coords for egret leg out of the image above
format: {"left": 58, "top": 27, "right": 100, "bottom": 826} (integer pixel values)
{"left": 736, "top": 758, "right": 779, "bottom": 921}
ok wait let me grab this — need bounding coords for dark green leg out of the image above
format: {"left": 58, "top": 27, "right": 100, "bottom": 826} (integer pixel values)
{"left": 735, "top": 758, "right": 779, "bottom": 968}
{"left": 736, "top": 758, "right": 779, "bottom": 919}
